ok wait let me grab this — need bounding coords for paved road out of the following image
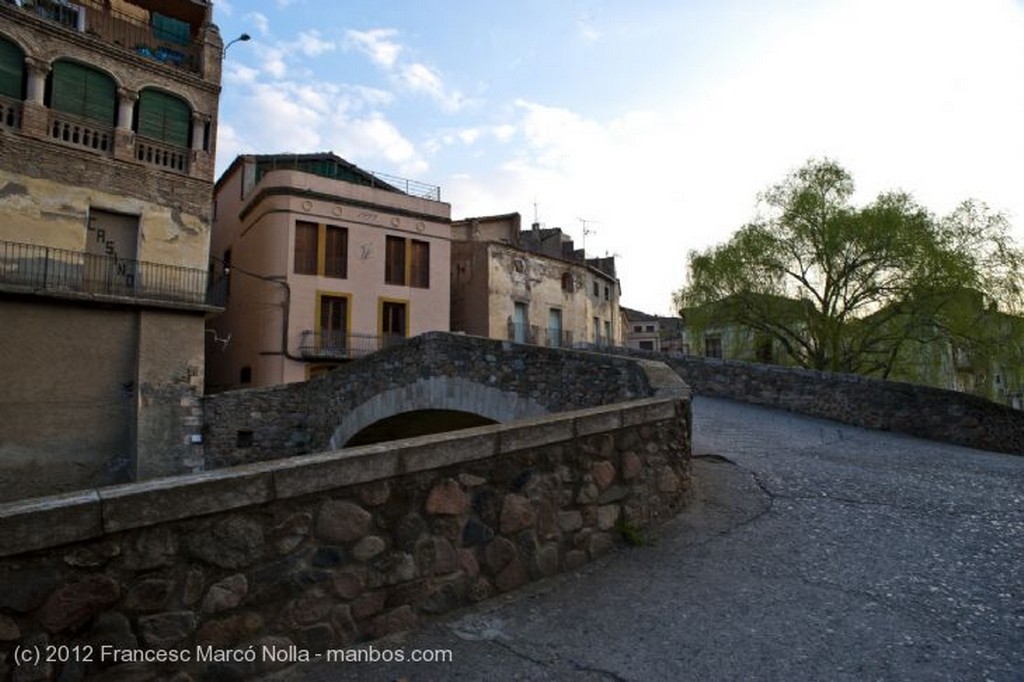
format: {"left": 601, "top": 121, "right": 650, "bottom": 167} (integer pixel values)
{"left": 261, "top": 397, "right": 1024, "bottom": 681}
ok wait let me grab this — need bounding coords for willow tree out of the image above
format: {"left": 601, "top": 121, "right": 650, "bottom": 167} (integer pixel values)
{"left": 674, "top": 158, "right": 1024, "bottom": 377}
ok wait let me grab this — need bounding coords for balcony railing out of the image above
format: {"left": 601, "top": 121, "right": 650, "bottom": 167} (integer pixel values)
{"left": 135, "top": 135, "right": 189, "bottom": 173}
{"left": 506, "top": 322, "right": 573, "bottom": 348}
{"left": 368, "top": 171, "right": 441, "bottom": 202}
{"left": 0, "top": 94, "right": 21, "bottom": 130}
{"left": 299, "top": 330, "right": 406, "bottom": 360}
{"left": 0, "top": 239, "right": 222, "bottom": 307}
{"left": 49, "top": 110, "right": 113, "bottom": 154}
{"left": 5, "top": 0, "right": 202, "bottom": 74}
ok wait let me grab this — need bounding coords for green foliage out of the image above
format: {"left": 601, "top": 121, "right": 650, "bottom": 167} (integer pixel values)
{"left": 616, "top": 519, "right": 654, "bottom": 547}
{"left": 674, "top": 159, "right": 1024, "bottom": 380}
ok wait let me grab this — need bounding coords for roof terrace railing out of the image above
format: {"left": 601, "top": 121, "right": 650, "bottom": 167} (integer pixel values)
{"left": 0, "top": 239, "right": 222, "bottom": 307}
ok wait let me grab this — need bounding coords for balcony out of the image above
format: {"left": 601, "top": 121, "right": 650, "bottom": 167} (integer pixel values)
{"left": 49, "top": 110, "right": 112, "bottom": 154}
{"left": 4, "top": 0, "right": 204, "bottom": 75}
{"left": 299, "top": 331, "right": 406, "bottom": 361}
{"left": 135, "top": 134, "right": 189, "bottom": 173}
{"left": 0, "top": 239, "right": 222, "bottom": 308}
{"left": 505, "top": 322, "right": 573, "bottom": 348}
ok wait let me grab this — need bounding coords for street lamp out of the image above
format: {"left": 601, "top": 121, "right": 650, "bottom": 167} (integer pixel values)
{"left": 224, "top": 33, "right": 251, "bottom": 54}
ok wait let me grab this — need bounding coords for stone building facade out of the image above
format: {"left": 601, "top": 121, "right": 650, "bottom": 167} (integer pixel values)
{"left": 0, "top": 0, "right": 224, "bottom": 501}
{"left": 450, "top": 213, "right": 621, "bottom": 349}
{"left": 206, "top": 153, "right": 452, "bottom": 392}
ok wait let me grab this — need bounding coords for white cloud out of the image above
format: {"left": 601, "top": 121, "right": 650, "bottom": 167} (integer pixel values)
{"left": 245, "top": 11, "right": 269, "bottom": 37}
{"left": 577, "top": 15, "right": 602, "bottom": 41}
{"left": 400, "top": 63, "right": 467, "bottom": 112}
{"left": 294, "top": 30, "right": 336, "bottom": 57}
{"left": 344, "top": 28, "right": 403, "bottom": 69}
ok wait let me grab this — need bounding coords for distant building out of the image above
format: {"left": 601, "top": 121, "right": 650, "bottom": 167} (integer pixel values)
{"left": 622, "top": 307, "right": 684, "bottom": 352}
{"left": 0, "top": 0, "right": 224, "bottom": 500}
{"left": 450, "top": 214, "right": 621, "bottom": 348}
{"left": 206, "top": 153, "right": 452, "bottom": 391}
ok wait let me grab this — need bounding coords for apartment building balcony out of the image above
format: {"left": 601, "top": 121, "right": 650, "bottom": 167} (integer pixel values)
{"left": 3, "top": 0, "right": 208, "bottom": 75}
{"left": 0, "top": 239, "right": 222, "bottom": 308}
{"left": 298, "top": 330, "right": 406, "bottom": 361}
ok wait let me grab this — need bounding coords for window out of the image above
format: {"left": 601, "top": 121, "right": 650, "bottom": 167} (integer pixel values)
{"left": 236, "top": 430, "right": 254, "bottom": 448}
{"left": 604, "top": 285, "right": 610, "bottom": 301}
{"left": 562, "top": 272, "right": 574, "bottom": 293}
{"left": 239, "top": 366, "right": 252, "bottom": 384}
{"left": 645, "top": 325, "right": 655, "bottom": 332}
{"left": 0, "top": 38, "right": 25, "bottom": 101}
{"left": 548, "top": 308, "right": 563, "bottom": 348}
{"left": 50, "top": 61, "right": 116, "bottom": 125}
{"left": 385, "top": 236, "right": 406, "bottom": 285}
{"left": 385, "top": 236, "right": 430, "bottom": 288}
{"left": 294, "top": 221, "right": 318, "bottom": 275}
{"left": 705, "top": 334, "right": 723, "bottom": 359}
{"left": 593, "top": 281, "right": 599, "bottom": 297}
{"left": 604, "top": 320, "right": 612, "bottom": 345}
{"left": 294, "top": 222, "right": 348, "bottom": 278}
{"left": 136, "top": 89, "right": 190, "bottom": 147}
{"left": 512, "top": 302, "right": 528, "bottom": 343}
{"left": 594, "top": 316, "right": 601, "bottom": 343}
{"left": 633, "top": 325, "right": 643, "bottom": 333}
{"left": 325, "top": 226, "right": 348, "bottom": 278}
{"left": 410, "top": 239, "right": 429, "bottom": 288}
{"left": 319, "top": 294, "right": 349, "bottom": 353}
{"left": 639, "top": 340, "right": 654, "bottom": 350}
{"left": 151, "top": 12, "right": 191, "bottom": 45}
{"left": 381, "top": 300, "right": 407, "bottom": 343}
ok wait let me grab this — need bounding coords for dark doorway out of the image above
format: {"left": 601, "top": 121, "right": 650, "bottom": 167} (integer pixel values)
{"left": 345, "top": 409, "right": 497, "bottom": 447}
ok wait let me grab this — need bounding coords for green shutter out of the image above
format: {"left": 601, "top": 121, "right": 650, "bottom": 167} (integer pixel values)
{"left": 138, "top": 89, "right": 190, "bottom": 147}
{"left": 51, "top": 61, "right": 115, "bottom": 124}
{"left": 151, "top": 13, "right": 191, "bottom": 46}
{"left": 0, "top": 38, "right": 24, "bottom": 100}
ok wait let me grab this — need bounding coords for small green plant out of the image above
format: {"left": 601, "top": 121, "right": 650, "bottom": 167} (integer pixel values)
{"left": 616, "top": 519, "right": 654, "bottom": 547}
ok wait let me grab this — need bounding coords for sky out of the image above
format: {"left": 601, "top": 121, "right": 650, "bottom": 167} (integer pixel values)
{"left": 212, "top": 0, "right": 1024, "bottom": 316}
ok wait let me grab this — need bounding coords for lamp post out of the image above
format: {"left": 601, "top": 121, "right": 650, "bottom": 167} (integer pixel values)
{"left": 224, "top": 33, "right": 251, "bottom": 54}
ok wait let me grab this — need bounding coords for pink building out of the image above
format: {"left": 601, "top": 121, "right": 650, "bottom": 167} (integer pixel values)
{"left": 207, "top": 153, "right": 452, "bottom": 391}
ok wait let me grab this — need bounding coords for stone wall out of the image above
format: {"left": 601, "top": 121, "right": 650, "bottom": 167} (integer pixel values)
{"left": 609, "top": 347, "right": 1024, "bottom": 455}
{"left": 204, "top": 332, "right": 665, "bottom": 468}
{"left": 0, "top": 397, "right": 690, "bottom": 681}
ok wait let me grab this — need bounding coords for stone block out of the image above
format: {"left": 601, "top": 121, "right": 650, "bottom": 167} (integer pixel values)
{"left": 138, "top": 611, "right": 196, "bottom": 649}
{"left": 621, "top": 399, "right": 678, "bottom": 428}
{"left": 573, "top": 407, "right": 622, "bottom": 437}
{"left": 591, "top": 460, "right": 616, "bottom": 490}
{"left": 425, "top": 479, "right": 469, "bottom": 515}
{"left": 272, "top": 444, "right": 398, "bottom": 499}
{"left": 500, "top": 494, "right": 536, "bottom": 534}
{"left": 597, "top": 505, "right": 621, "bottom": 531}
{"left": 499, "top": 417, "right": 573, "bottom": 453}
{"left": 39, "top": 575, "right": 120, "bottom": 633}
{"left": 100, "top": 467, "right": 274, "bottom": 533}
{"left": 184, "top": 515, "right": 265, "bottom": 569}
{"left": 0, "top": 490, "right": 102, "bottom": 557}
{"left": 201, "top": 574, "right": 248, "bottom": 613}
{"left": 353, "top": 536, "right": 387, "bottom": 562}
{"left": 316, "top": 500, "right": 372, "bottom": 543}
{"left": 371, "top": 606, "right": 417, "bottom": 638}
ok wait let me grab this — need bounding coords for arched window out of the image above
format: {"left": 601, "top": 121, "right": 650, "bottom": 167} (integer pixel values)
{"left": 0, "top": 37, "right": 25, "bottom": 100}
{"left": 136, "top": 89, "right": 190, "bottom": 148}
{"left": 49, "top": 60, "right": 116, "bottom": 125}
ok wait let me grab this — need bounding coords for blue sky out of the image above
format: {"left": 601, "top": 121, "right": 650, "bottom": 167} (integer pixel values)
{"left": 213, "top": 0, "right": 1024, "bottom": 315}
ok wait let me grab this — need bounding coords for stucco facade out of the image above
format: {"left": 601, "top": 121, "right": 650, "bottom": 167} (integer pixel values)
{"left": 0, "top": 0, "right": 223, "bottom": 501}
{"left": 206, "top": 153, "right": 452, "bottom": 391}
{"left": 451, "top": 214, "right": 621, "bottom": 348}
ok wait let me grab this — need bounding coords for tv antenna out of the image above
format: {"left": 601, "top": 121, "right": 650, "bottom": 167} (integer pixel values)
{"left": 577, "top": 217, "right": 600, "bottom": 251}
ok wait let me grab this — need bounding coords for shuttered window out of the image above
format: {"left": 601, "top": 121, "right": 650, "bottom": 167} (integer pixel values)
{"left": 385, "top": 236, "right": 406, "bottom": 285}
{"left": 410, "top": 240, "right": 429, "bottom": 288}
{"left": 0, "top": 38, "right": 24, "bottom": 100}
{"left": 294, "top": 221, "right": 318, "bottom": 275}
{"left": 137, "top": 89, "right": 190, "bottom": 147}
{"left": 50, "top": 61, "right": 115, "bottom": 124}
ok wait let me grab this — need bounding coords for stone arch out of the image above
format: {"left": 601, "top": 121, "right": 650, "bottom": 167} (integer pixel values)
{"left": 328, "top": 376, "right": 550, "bottom": 449}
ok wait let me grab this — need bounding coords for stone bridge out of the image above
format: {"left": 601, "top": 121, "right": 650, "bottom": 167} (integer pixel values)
{"left": 203, "top": 332, "right": 686, "bottom": 469}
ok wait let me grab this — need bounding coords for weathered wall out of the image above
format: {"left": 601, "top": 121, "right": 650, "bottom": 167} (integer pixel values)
{"left": 0, "top": 397, "right": 690, "bottom": 681}
{"left": 204, "top": 332, "right": 667, "bottom": 469}
{"left": 0, "top": 299, "right": 209, "bottom": 501}
{"left": 615, "top": 347, "right": 1024, "bottom": 455}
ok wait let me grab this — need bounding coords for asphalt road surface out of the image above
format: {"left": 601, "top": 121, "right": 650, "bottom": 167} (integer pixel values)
{"left": 259, "top": 396, "right": 1024, "bottom": 682}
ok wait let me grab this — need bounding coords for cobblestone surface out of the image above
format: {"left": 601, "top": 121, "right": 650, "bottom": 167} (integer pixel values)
{"left": 262, "top": 396, "right": 1024, "bottom": 682}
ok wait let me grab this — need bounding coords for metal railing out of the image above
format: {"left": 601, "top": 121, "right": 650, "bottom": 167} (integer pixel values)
{"left": 299, "top": 331, "right": 407, "bottom": 360}
{"left": 4, "top": 0, "right": 202, "bottom": 74}
{"left": 507, "top": 321, "right": 539, "bottom": 345}
{"left": 49, "top": 110, "right": 113, "bottom": 154}
{"left": 135, "top": 135, "right": 189, "bottom": 173}
{"left": 0, "top": 239, "right": 221, "bottom": 306}
{"left": 368, "top": 171, "right": 441, "bottom": 202}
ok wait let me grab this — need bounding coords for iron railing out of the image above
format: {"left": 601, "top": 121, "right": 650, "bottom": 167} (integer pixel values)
{"left": 4, "top": 0, "right": 202, "bottom": 74}
{"left": 368, "top": 171, "right": 441, "bottom": 202}
{"left": 299, "top": 330, "right": 406, "bottom": 360}
{"left": 0, "top": 239, "right": 222, "bottom": 306}
{"left": 507, "top": 321, "right": 539, "bottom": 345}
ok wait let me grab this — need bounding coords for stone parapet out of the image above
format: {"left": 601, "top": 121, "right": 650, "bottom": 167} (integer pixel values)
{"left": 0, "top": 396, "right": 690, "bottom": 680}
